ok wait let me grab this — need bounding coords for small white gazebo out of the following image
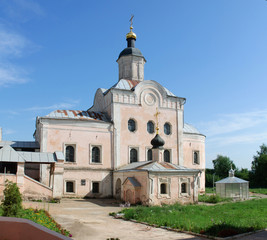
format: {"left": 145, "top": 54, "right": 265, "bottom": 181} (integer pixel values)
{"left": 216, "top": 168, "right": 249, "bottom": 199}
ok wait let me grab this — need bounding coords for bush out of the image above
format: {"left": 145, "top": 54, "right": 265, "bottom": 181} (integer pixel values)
{"left": 1, "top": 180, "right": 23, "bottom": 217}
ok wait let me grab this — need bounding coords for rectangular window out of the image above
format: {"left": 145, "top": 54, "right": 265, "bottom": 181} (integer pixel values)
{"left": 92, "top": 182, "right": 99, "bottom": 193}
{"left": 193, "top": 151, "right": 200, "bottom": 164}
{"left": 90, "top": 145, "right": 102, "bottom": 164}
{"left": 129, "top": 147, "right": 139, "bottom": 163}
{"left": 66, "top": 181, "right": 74, "bottom": 193}
{"left": 64, "top": 144, "right": 76, "bottom": 162}
{"left": 81, "top": 179, "right": 86, "bottom": 186}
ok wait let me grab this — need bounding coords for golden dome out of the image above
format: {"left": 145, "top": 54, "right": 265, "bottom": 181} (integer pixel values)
{"left": 126, "top": 26, "right": 136, "bottom": 40}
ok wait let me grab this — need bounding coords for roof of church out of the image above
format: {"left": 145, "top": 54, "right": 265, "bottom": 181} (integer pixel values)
{"left": 183, "top": 123, "right": 203, "bottom": 135}
{"left": 123, "top": 177, "right": 141, "bottom": 187}
{"left": 116, "top": 161, "right": 200, "bottom": 173}
{"left": 104, "top": 79, "right": 177, "bottom": 97}
{"left": 118, "top": 47, "right": 144, "bottom": 59}
{"left": 43, "top": 110, "right": 110, "bottom": 122}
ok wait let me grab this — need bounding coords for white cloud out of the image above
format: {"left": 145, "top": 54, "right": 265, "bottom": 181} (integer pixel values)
{"left": 199, "top": 110, "right": 267, "bottom": 137}
{"left": 0, "top": 63, "right": 28, "bottom": 86}
{"left": 208, "top": 131, "right": 267, "bottom": 146}
{"left": 0, "top": 27, "right": 29, "bottom": 58}
{"left": 25, "top": 101, "right": 80, "bottom": 112}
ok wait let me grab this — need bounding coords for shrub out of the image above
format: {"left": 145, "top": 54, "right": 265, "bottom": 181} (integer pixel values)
{"left": 1, "top": 180, "right": 23, "bottom": 217}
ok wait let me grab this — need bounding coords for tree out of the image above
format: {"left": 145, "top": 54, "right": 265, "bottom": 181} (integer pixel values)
{"left": 1, "top": 180, "right": 23, "bottom": 217}
{"left": 212, "top": 155, "right": 236, "bottom": 179}
{"left": 235, "top": 168, "right": 249, "bottom": 181}
{"left": 250, "top": 144, "right": 267, "bottom": 188}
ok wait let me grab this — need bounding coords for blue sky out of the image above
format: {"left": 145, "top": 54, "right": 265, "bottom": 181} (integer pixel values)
{"left": 0, "top": 0, "right": 267, "bottom": 170}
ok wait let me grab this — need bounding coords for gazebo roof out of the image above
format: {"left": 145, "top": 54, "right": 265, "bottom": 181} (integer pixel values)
{"left": 216, "top": 176, "right": 248, "bottom": 184}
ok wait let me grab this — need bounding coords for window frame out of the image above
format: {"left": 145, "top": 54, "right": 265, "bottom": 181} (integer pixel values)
{"left": 193, "top": 151, "right": 200, "bottom": 165}
{"left": 92, "top": 181, "right": 100, "bottom": 194}
{"left": 90, "top": 145, "right": 102, "bottom": 164}
{"left": 158, "top": 178, "right": 171, "bottom": 198}
{"left": 129, "top": 147, "right": 139, "bottom": 163}
{"left": 128, "top": 118, "right": 137, "bottom": 132}
{"left": 147, "top": 120, "right": 155, "bottom": 134}
{"left": 146, "top": 147, "right": 152, "bottom": 161}
{"left": 164, "top": 122, "right": 172, "bottom": 135}
{"left": 64, "top": 144, "right": 76, "bottom": 163}
{"left": 179, "top": 178, "right": 190, "bottom": 197}
{"left": 163, "top": 149, "right": 172, "bottom": 163}
{"left": 64, "top": 180, "right": 76, "bottom": 194}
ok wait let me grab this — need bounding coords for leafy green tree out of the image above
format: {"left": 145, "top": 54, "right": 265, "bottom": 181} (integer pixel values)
{"left": 235, "top": 168, "right": 249, "bottom": 181}
{"left": 212, "top": 155, "right": 236, "bottom": 178}
{"left": 1, "top": 180, "right": 23, "bottom": 217}
{"left": 250, "top": 144, "right": 267, "bottom": 187}
{"left": 205, "top": 168, "right": 220, "bottom": 187}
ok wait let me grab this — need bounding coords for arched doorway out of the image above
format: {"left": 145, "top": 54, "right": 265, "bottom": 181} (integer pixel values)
{"left": 115, "top": 178, "right": 122, "bottom": 199}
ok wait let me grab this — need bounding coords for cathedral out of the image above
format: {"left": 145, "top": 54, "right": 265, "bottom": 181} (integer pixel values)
{"left": 0, "top": 23, "right": 205, "bottom": 205}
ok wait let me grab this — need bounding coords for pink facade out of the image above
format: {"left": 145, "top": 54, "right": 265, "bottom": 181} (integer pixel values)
{"left": 1, "top": 26, "right": 206, "bottom": 205}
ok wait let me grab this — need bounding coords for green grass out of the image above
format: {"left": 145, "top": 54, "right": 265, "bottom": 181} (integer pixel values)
{"left": 250, "top": 188, "right": 267, "bottom": 195}
{"left": 120, "top": 198, "right": 267, "bottom": 237}
{"left": 0, "top": 207, "right": 70, "bottom": 237}
{"left": 198, "top": 194, "right": 232, "bottom": 203}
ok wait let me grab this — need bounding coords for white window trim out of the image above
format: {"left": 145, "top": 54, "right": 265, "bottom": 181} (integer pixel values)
{"left": 91, "top": 181, "right": 101, "bottom": 194}
{"left": 128, "top": 146, "right": 139, "bottom": 164}
{"left": 163, "top": 148, "right": 172, "bottom": 163}
{"left": 64, "top": 179, "right": 77, "bottom": 195}
{"left": 89, "top": 144, "right": 103, "bottom": 164}
{"left": 158, "top": 178, "right": 171, "bottom": 198}
{"left": 179, "top": 177, "right": 190, "bottom": 197}
{"left": 193, "top": 150, "right": 200, "bottom": 165}
{"left": 63, "top": 143, "right": 77, "bottom": 163}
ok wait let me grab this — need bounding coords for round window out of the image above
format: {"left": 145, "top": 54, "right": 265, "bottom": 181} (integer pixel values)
{"left": 128, "top": 119, "right": 136, "bottom": 132}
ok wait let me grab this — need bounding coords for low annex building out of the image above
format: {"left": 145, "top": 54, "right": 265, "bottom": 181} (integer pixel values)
{"left": 0, "top": 23, "right": 206, "bottom": 205}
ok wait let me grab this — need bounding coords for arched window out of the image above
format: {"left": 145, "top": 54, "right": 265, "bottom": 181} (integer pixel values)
{"left": 65, "top": 146, "right": 75, "bottom": 162}
{"left": 160, "top": 183, "right": 167, "bottom": 194}
{"left": 193, "top": 151, "right": 199, "bottom": 164}
{"left": 130, "top": 148, "right": 138, "bottom": 163}
{"left": 147, "top": 121, "right": 155, "bottom": 134}
{"left": 181, "top": 183, "right": 187, "bottom": 193}
{"left": 128, "top": 119, "right": 136, "bottom": 132}
{"left": 92, "top": 146, "right": 100, "bottom": 163}
{"left": 147, "top": 149, "right": 152, "bottom": 161}
{"left": 164, "top": 123, "right": 171, "bottom": 135}
{"left": 164, "top": 150, "right": 170, "bottom": 163}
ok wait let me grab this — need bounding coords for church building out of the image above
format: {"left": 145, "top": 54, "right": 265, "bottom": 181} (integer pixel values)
{"left": 0, "top": 23, "right": 205, "bottom": 205}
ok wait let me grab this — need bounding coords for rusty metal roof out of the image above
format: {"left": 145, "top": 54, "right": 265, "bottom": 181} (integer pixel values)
{"left": 44, "top": 110, "right": 110, "bottom": 122}
{"left": 122, "top": 177, "right": 141, "bottom": 187}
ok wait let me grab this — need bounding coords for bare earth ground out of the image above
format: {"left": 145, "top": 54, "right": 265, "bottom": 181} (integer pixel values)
{"left": 23, "top": 198, "right": 267, "bottom": 240}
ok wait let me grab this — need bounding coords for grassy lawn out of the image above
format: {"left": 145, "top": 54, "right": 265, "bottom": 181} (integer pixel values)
{"left": 250, "top": 188, "right": 267, "bottom": 195}
{"left": 120, "top": 198, "right": 267, "bottom": 238}
{"left": 0, "top": 206, "right": 71, "bottom": 237}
